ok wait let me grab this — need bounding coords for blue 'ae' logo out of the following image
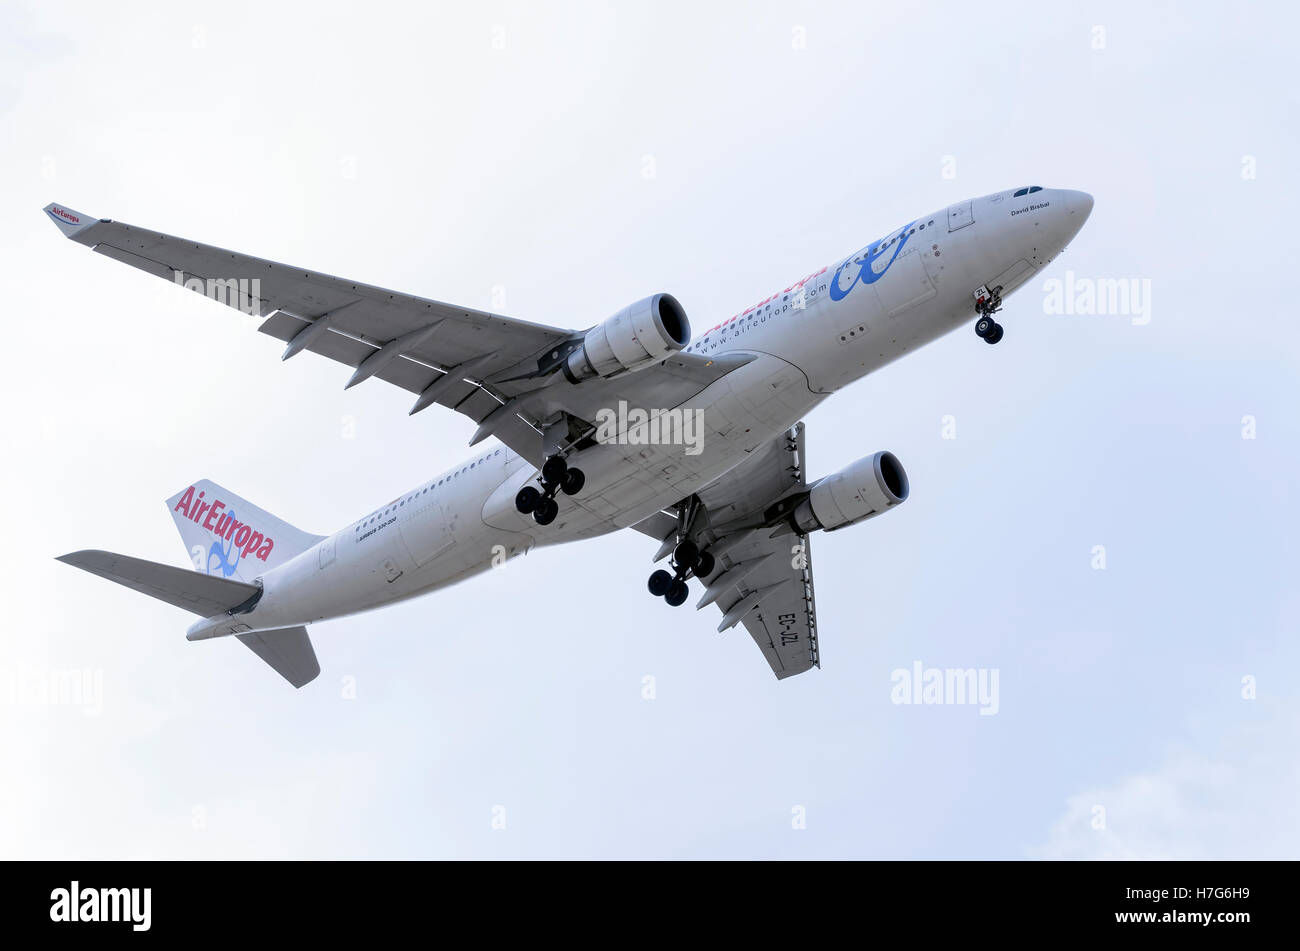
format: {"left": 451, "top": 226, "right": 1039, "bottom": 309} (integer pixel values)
{"left": 207, "top": 509, "right": 242, "bottom": 577}
{"left": 829, "top": 220, "right": 917, "bottom": 302}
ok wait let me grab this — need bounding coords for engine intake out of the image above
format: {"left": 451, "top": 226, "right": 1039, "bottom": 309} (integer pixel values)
{"left": 785, "top": 451, "right": 909, "bottom": 534}
{"left": 564, "top": 293, "right": 690, "bottom": 383}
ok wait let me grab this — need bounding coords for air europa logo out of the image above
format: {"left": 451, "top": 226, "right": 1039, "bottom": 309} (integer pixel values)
{"left": 829, "top": 220, "right": 917, "bottom": 302}
{"left": 49, "top": 206, "right": 81, "bottom": 224}
{"left": 173, "top": 485, "right": 275, "bottom": 572}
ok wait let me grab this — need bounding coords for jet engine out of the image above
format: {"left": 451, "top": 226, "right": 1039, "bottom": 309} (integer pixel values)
{"left": 780, "top": 451, "right": 909, "bottom": 534}
{"left": 563, "top": 293, "right": 690, "bottom": 383}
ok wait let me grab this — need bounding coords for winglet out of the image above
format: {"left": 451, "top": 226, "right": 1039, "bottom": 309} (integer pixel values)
{"left": 43, "top": 203, "right": 99, "bottom": 239}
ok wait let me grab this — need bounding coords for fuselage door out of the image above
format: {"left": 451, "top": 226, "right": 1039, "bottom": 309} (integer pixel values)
{"left": 400, "top": 495, "right": 453, "bottom": 568}
{"left": 947, "top": 200, "right": 974, "bottom": 232}
{"left": 876, "top": 245, "right": 936, "bottom": 317}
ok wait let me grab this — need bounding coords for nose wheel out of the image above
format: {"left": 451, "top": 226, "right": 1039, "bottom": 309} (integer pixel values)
{"left": 514, "top": 454, "right": 586, "bottom": 525}
{"left": 975, "top": 317, "right": 1004, "bottom": 344}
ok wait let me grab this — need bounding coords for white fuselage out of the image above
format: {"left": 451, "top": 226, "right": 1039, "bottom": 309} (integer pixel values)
{"left": 198, "top": 187, "right": 1091, "bottom": 637}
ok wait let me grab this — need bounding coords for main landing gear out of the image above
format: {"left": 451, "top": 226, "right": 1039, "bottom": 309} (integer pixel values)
{"left": 647, "top": 539, "right": 716, "bottom": 608}
{"left": 514, "top": 454, "right": 586, "bottom": 526}
{"left": 973, "top": 283, "right": 1005, "bottom": 345}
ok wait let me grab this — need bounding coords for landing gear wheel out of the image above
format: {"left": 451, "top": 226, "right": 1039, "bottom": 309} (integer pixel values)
{"left": 984, "top": 323, "right": 1004, "bottom": 345}
{"left": 532, "top": 497, "right": 559, "bottom": 525}
{"left": 694, "top": 551, "right": 716, "bottom": 578}
{"left": 665, "top": 579, "right": 689, "bottom": 607}
{"left": 648, "top": 569, "right": 673, "bottom": 597}
{"left": 975, "top": 315, "right": 995, "bottom": 338}
{"left": 541, "top": 455, "right": 567, "bottom": 486}
{"left": 515, "top": 486, "right": 540, "bottom": 514}
{"left": 560, "top": 467, "right": 586, "bottom": 496}
{"left": 673, "top": 539, "right": 700, "bottom": 570}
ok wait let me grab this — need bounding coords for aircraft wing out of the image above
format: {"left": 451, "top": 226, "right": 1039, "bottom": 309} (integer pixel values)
{"left": 632, "top": 422, "right": 820, "bottom": 679}
{"left": 44, "top": 203, "right": 750, "bottom": 466}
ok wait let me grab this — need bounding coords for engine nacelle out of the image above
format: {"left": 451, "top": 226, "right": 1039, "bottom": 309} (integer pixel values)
{"left": 564, "top": 293, "right": 690, "bottom": 383}
{"left": 785, "top": 451, "right": 909, "bottom": 534}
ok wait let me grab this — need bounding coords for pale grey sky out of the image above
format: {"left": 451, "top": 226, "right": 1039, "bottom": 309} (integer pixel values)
{"left": 2, "top": 0, "right": 1297, "bottom": 858}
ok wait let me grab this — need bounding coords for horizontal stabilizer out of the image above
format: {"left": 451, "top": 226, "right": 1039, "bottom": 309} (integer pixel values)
{"left": 56, "top": 549, "right": 260, "bottom": 616}
{"left": 58, "top": 550, "right": 321, "bottom": 689}
{"left": 236, "top": 627, "right": 320, "bottom": 688}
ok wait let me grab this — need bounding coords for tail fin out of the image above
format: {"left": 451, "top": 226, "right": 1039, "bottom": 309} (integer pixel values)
{"left": 166, "top": 479, "right": 324, "bottom": 584}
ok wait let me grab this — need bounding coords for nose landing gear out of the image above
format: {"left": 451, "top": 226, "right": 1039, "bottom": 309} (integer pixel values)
{"left": 514, "top": 454, "right": 587, "bottom": 526}
{"left": 973, "top": 284, "right": 1005, "bottom": 345}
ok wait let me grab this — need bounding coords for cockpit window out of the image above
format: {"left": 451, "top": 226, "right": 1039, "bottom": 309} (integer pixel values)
{"left": 1013, "top": 185, "right": 1044, "bottom": 197}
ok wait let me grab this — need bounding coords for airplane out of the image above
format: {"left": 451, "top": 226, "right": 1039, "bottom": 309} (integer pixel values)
{"left": 45, "top": 185, "right": 1093, "bottom": 687}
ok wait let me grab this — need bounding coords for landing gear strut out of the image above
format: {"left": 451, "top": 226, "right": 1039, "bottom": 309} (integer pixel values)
{"left": 973, "top": 284, "right": 1005, "bottom": 345}
{"left": 515, "top": 453, "right": 586, "bottom": 525}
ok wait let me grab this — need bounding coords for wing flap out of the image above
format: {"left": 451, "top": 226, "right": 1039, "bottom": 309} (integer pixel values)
{"left": 94, "top": 242, "right": 185, "bottom": 283}
{"left": 729, "top": 534, "right": 818, "bottom": 679}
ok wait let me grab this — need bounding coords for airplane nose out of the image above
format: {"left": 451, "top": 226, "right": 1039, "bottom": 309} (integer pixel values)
{"left": 1054, "top": 189, "right": 1093, "bottom": 246}
{"left": 1063, "top": 189, "right": 1094, "bottom": 222}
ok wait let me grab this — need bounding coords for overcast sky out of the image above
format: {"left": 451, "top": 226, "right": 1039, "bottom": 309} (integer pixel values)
{"left": 2, "top": 0, "right": 1297, "bottom": 858}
